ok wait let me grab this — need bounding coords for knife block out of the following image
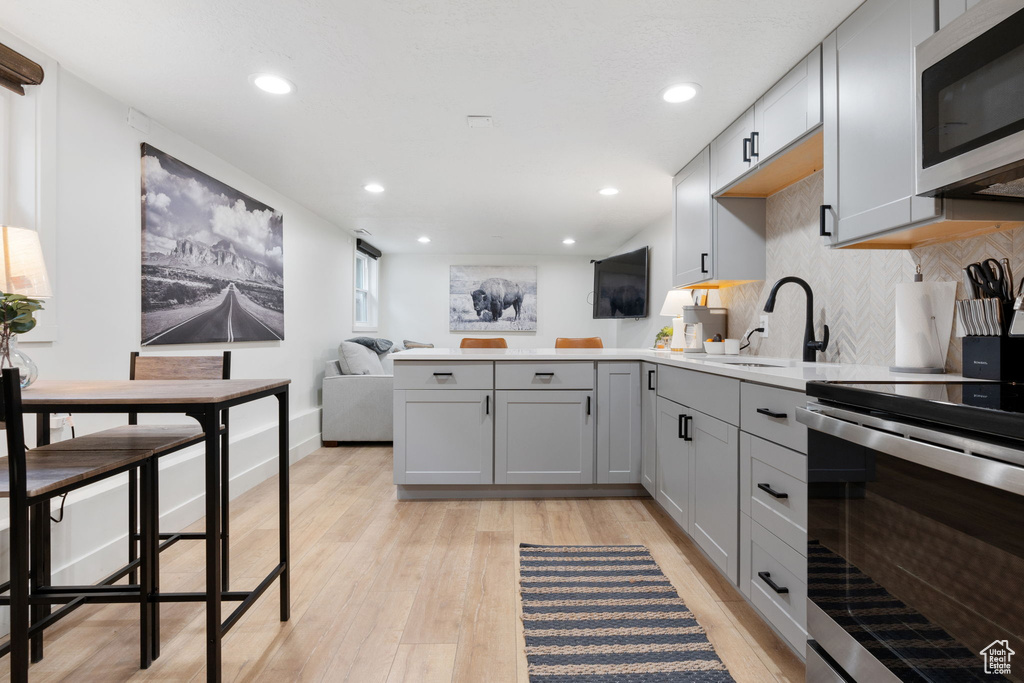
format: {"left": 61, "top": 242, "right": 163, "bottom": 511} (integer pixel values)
{"left": 962, "top": 336, "right": 1024, "bottom": 380}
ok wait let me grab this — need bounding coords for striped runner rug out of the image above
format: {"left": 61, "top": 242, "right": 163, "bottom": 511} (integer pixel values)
{"left": 519, "top": 544, "right": 735, "bottom": 682}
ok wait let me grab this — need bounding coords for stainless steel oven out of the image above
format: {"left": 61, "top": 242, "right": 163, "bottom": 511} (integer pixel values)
{"left": 917, "top": 0, "right": 1024, "bottom": 199}
{"left": 797, "top": 382, "right": 1024, "bottom": 682}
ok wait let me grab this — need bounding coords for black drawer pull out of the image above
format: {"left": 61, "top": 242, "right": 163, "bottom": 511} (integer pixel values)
{"left": 534, "top": 372, "right": 555, "bottom": 377}
{"left": 586, "top": 396, "right": 591, "bottom": 416}
{"left": 820, "top": 204, "right": 832, "bottom": 238}
{"left": 757, "top": 483, "right": 788, "bottom": 499}
{"left": 756, "top": 408, "right": 787, "bottom": 419}
{"left": 648, "top": 369, "right": 656, "bottom": 391}
{"left": 485, "top": 395, "right": 490, "bottom": 415}
{"left": 758, "top": 571, "right": 789, "bottom": 594}
{"left": 433, "top": 372, "right": 453, "bottom": 377}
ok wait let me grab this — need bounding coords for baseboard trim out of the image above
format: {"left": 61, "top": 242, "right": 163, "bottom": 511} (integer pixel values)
{"left": 397, "top": 483, "right": 648, "bottom": 500}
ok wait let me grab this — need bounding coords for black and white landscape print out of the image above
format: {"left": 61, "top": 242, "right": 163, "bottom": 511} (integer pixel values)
{"left": 450, "top": 265, "right": 537, "bottom": 332}
{"left": 141, "top": 144, "right": 284, "bottom": 345}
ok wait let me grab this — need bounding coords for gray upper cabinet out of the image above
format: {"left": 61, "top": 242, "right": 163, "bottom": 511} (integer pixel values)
{"left": 938, "top": 0, "right": 980, "bottom": 27}
{"left": 673, "top": 147, "right": 713, "bottom": 287}
{"left": 822, "top": 0, "right": 939, "bottom": 245}
{"left": 597, "top": 362, "right": 642, "bottom": 484}
{"left": 690, "top": 409, "right": 740, "bottom": 583}
{"left": 754, "top": 46, "right": 823, "bottom": 162}
{"left": 393, "top": 389, "right": 493, "bottom": 485}
{"left": 656, "top": 396, "right": 691, "bottom": 531}
{"left": 640, "top": 363, "right": 658, "bottom": 496}
{"left": 495, "top": 390, "right": 595, "bottom": 484}
{"left": 711, "top": 107, "right": 755, "bottom": 193}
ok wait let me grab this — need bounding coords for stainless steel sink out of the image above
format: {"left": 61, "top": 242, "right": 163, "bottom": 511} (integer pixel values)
{"left": 704, "top": 357, "right": 797, "bottom": 368}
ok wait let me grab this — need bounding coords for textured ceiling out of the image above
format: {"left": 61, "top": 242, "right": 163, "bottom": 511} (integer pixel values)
{"left": 1, "top": 0, "right": 861, "bottom": 254}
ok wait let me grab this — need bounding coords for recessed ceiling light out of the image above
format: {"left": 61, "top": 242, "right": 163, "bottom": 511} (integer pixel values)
{"left": 598, "top": 187, "right": 619, "bottom": 196}
{"left": 661, "top": 83, "right": 701, "bottom": 103}
{"left": 563, "top": 238, "right": 576, "bottom": 245}
{"left": 249, "top": 73, "right": 295, "bottom": 95}
{"left": 418, "top": 236, "right": 431, "bottom": 243}
{"left": 364, "top": 183, "right": 385, "bottom": 193}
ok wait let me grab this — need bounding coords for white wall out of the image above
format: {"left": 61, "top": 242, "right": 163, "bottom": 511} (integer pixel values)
{"left": 611, "top": 213, "right": 677, "bottom": 349}
{"left": 1, "top": 57, "right": 355, "bottom": 607}
{"left": 379, "top": 253, "right": 615, "bottom": 348}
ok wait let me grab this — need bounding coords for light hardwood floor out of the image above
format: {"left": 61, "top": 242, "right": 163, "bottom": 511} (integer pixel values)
{"left": 3, "top": 445, "right": 804, "bottom": 682}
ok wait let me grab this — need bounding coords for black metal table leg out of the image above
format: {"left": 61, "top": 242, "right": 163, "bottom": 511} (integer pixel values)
{"left": 150, "top": 457, "right": 161, "bottom": 659}
{"left": 31, "top": 412, "right": 52, "bottom": 663}
{"left": 277, "top": 388, "right": 290, "bottom": 622}
{"left": 139, "top": 460, "right": 153, "bottom": 669}
{"left": 203, "top": 408, "right": 223, "bottom": 683}
{"left": 128, "top": 467, "right": 139, "bottom": 584}
{"left": 220, "top": 409, "right": 230, "bottom": 592}
{"left": 10, "top": 496, "right": 30, "bottom": 683}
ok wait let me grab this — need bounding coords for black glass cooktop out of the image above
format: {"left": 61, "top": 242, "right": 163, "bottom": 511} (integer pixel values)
{"left": 807, "top": 381, "right": 1024, "bottom": 444}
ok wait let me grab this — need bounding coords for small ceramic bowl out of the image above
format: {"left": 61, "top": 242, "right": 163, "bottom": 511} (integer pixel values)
{"left": 723, "top": 339, "right": 740, "bottom": 355}
{"left": 703, "top": 341, "right": 726, "bottom": 354}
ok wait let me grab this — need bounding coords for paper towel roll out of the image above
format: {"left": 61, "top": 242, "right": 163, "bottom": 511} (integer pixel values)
{"left": 893, "top": 281, "right": 957, "bottom": 372}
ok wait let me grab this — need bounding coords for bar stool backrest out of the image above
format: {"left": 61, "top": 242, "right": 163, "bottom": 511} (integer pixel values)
{"left": 460, "top": 338, "right": 508, "bottom": 348}
{"left": 130, "top": 352, "right": 231, "bottom": 381}
{"left": 2, "top": 367, "right": 28, "bottom": 497}
{"left": 554, "top": 337, "right": 604, "bottom": 348}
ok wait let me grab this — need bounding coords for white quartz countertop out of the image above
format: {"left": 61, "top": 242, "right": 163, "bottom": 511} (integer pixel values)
{"left": 392, "top": 347, "right": 970, "bottom": 391}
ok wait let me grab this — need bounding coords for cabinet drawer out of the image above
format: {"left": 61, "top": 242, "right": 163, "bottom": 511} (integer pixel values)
{"left": 394, "top": 362, "right": 493, "bottom": 390}
{"left": 740, "top": 383, "right": 807, "bottom": 453}
{"left": 749, "top": 521, "right": 807, "bottom": 653}
{"left": 657, "top": 366, "right": 739, "bottom": 425}
{"left": 496, "top": 362, "right": 594, "bottom": 390}
{"left": 741, "top": 434, "right": 806, "bottom": 555}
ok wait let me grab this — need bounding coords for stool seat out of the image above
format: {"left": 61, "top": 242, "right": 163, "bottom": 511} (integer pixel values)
{"left": 0, "top": 447, "right": 153, "bottom": 501}
{"left": 45, "top": 424, "right": 205, "bottom": 453}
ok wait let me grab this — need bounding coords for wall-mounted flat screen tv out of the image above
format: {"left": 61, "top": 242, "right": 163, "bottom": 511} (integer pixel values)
{"left": 593, "top": 246, "right": 649, "bottom": 319}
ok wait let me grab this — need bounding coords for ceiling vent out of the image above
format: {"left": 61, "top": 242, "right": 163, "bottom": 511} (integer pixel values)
{"left": 466, "top": 116, "right": 493, "bottom": 128}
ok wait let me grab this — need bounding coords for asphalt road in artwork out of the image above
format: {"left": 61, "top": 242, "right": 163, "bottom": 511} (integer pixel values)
{"left": 145, "top": 285, "right": 281, "bottom": 344}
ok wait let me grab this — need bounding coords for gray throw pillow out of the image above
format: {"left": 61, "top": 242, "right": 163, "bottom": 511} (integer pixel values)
{"left": 347, "top": 336, "right": 393, "bottom": 354}
{"left": 403, "top": 339, "right": 434, "bottom": 349}
{"left": 337, "top": 341, "right": 386, "bottom": 375}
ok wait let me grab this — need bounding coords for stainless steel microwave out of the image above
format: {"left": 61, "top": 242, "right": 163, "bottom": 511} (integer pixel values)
{"left": 916, "top": 0, "right": 1024, "bottom": 200}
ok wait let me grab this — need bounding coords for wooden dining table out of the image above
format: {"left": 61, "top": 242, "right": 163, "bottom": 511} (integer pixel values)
{"left": 20, "top": 378, "right": 291, "bottom": 682}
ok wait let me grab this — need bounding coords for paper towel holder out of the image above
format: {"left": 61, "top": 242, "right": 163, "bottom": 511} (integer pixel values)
{"left": 890, "top": 265, "right": 951, "bottom": 374}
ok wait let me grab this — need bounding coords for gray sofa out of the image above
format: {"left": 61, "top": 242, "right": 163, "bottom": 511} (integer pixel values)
{"left": 322, "top": 341, "right": 395, "bottom": 444}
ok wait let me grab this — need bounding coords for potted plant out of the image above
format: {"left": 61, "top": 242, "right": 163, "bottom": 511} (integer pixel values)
{"left": 0, "top": 293, "right": 44, "bottom": 387}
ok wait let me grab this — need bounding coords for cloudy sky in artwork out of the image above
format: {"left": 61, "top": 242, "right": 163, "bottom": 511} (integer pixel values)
{"left": 142, "top": 145, "right": 284, "bottom": 276}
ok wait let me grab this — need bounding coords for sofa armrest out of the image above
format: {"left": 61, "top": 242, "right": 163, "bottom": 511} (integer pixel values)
{"left": 322, "top": 374, "right": 394, "bottom": 441}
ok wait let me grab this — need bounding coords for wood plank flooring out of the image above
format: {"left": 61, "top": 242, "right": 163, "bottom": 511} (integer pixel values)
{"left": 1, "top": 445, "right": 804, "bottom": 682}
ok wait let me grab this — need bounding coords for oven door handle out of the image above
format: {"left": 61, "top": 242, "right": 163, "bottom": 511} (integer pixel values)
{"left": 796, "top": 405, "right": 1024, "bottom": 497}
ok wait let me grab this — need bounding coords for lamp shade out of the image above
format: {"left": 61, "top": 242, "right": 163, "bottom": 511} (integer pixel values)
{"left": 1, "top": 226, "right": 51, "bottom": 297}
{"left": 659, "top": 289, "right": 693, "bottom": 317}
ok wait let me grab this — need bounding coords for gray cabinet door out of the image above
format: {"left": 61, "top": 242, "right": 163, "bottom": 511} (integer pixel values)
{"left": 672, "top": 147, "right": 713, "bottom": 287}
{"left": 597, "top": 362, "right": 642, "bottom": 484}
{"left": 826, "top": 0, "right": 939, "bottom": 245}
{"left": 393, "top": 389, "right": 493, "bottom": 485}
{"left": 655, "top": 396, "right": 692, "bottom": 532}
{"left": 690, "top": 408, "right": 740, "bottom": 583}
{"left": 640, "top": 363, "right": 658, "bottom": 496}
{"left": 495, "top": 390, "right": 595, "bottom": 484}
{"left": 711, "top": 106, "right": 755, "bottom": 193}
{"left": 754, "top": 46, "right": 822, "bottom": 162}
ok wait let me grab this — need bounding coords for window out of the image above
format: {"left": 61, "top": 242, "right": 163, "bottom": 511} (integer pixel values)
{"left": 353, "top": 241, "right": 380, "bottom": 330}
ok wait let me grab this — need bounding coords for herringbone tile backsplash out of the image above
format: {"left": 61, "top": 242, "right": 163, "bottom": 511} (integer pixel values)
{"left": 717, "top": 171, "right": 1024, "bottom": 372}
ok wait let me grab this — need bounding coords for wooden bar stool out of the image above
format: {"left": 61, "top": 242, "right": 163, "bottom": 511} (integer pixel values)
{"left": 0, "top": 368, "right": 165, "bottom": 679}
{"left": 554, "top": 337, "right": 604, "bottom": 348}
{"left": 460, "top": 338, "right": 508, "bottom": 348}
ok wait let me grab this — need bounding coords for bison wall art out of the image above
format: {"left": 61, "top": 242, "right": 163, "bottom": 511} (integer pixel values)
{"left": 450, "top": 265, "right": 538, "bottom": 332}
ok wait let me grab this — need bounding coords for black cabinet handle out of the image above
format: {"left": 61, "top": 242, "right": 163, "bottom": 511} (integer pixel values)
{"left": 700, "top": 253, "right": 708, "bottom": 274}
{"left": 586, "top": 396, "right": 591, "bottom": 416}
{"left": 750, "top": 131, "right": 759, "bottom": 158}
{"left": 757, "top": 483, "right": 788, "bottom": 499}
{"left": 758, "top": 571, "right": 789, "bottom": 594}
{"left": 678, "top": 414, "right": 686, "bottom": 439}
{"left": 742, "top": 137, "right": 751, "bottom": 163}
{"left": 820, "top": 204, "right": 832, "bottom": 238}
{"left": 433, "top": 372, "right": 453, "bottom": 377}
{"left": 535, "top": 372, "right": 555, "bottom": 377}
{"left": 485, "top": 395, "right": 490, "bottom": 415}
{"left": 647, "top": 369, "right": 656, "bottom": 391}
{"left": 756, "top": 408, "right": 787, "bottom": 419}
{"left": 678, "top": 414, "right": 692, "bottom": 441}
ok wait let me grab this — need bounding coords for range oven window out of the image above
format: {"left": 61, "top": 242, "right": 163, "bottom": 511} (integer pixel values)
{"left": 921, "top": 7, "right": 1024, "bottom": 169}
{"left": 808, "top": 431, "right": 1024, "bottom": 681}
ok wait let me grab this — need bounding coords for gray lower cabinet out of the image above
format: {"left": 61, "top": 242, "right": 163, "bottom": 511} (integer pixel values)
{"left": 597, "top": 362, "right": 642, "bottom": 484}
{"left": 495, "top": 390, "right": 595, "bottom": 484}
{"left": 640, "top": 363, "right": 658, "bottom": 496}
{"left": 655, "top": 396, "right": 691, "bottom": 531}
{"left": 393, "top": 389, "right": 493, "bottom": 485}
{"left": 690, "top": 409, "right": 740, "bottom": 583}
